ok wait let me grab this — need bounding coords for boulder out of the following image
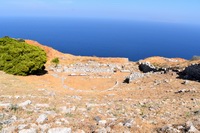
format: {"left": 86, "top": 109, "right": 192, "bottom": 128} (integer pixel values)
{"left": 124, "top": 72, "right": 145, "bottom": 83}
{"left": 183, "top": 64, "right": 200, "bottom": 81}
{"left": 138, "top": 62, "right": 166, "bottom": 73}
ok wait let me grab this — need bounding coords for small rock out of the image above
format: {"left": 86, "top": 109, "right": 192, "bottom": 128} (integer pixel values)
{"left": 186, "top": 121, "right": 200, "bottom": 133}
{"left": 120, "top": 70, "right": 131, "bottom": 73}
{"left": 194, "top": 110, "right": 200, "bottom": 115}
{"left": 154, "top": 80, "right": 161, "bottom": 85}
{"left": 39, "top": 124, "right": 51, "bottom": 132}
{"left": 80, "top": 73, "right": 87, "bottom": 76}
{"left": 98, "top": 127, "right": 107, "bottom": 133}
{"left": 107, "top": 118, "right": 117, "bottom": 122}
{"left": 123, "top": 131, "right": 131, "bottom": 133}
{"left": 48, "top": 128, "right": 71, "bottom": 133}
{"left": 45, "top": 111, "right": 57, "bottom": 117}
{"left": 14, "top": 95, "right": 20, "bottom": 99}
{"left": 55, "top": 120, "right": 62, "bottom": 125}
{"left": 118, "top": 122, "right": 124, "bottom": 127}
{"left": 0, "top": 103, "right": 11, "bottom": 108}
{"left": 18, "top": 124, "right": 28, "bottom": 130}
{"left": 182, "top": 80, "right": 189, "bottom": 85}
{"left": 75, "top": 129, "right": 85, "bottom": 133}
{"left": 94, "top": 116, "right": 101, "bottom": 122}
{"left": 106, "top": 127, "right": 111, "bottom": 132}
{"left": 98, "top": 120, "right": 107, "bottom": 127}
{"left": 123, "top": 119, "right": 134, "bottom": 128}
{"left": 164, "top": 79, "right": 169, "bottom": 83}
{"left": 159, "top": 124, "right": 182, "bottom": 133}
{"left": 175, "top": 89, "right": 188, "bottom": 94}
{"left": 0, "top": 113, "right": 4, "bottom": 119}
{"left": 18, "top": 100, "right": 32, "bottom": 108}
{"left": 30, "top": 123, "right": 38, "bottom": 129}
{"left": 2, "top": 115, "right": 17, "bottom": 125}
{"left": 35, "top": 104, "right": 50, "bottom": 108}
{"left": 77, "top": 108, "right": 87, "bottom": 112}
{"left": 177, "top": 125, "right": 184, "bottom": 130}
{"left": 9, "top": 104, "right": 19, "bottom": 111}
{"left": 19, "top": 128, "right": 37, "bottom": 133}
{"left": 56, "top": 68, "right": 63, "bottom": 73}
{"left": 60, "top": 106, "right": 76, "bottom": 114}
{"left": 1, "top": 126, "right": 16, "bottom": 133}
{"left": 36, "top": 114, "right": 48, "bottom": 124}
{"left": 69, "top": 73, "right": 77, "bottom": 76}
{"left": 124, "top": 72, "right": 144, "bottom": 83}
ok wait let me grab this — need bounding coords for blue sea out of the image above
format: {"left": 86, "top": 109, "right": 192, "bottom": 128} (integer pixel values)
{"left": 0, "top": 17, "right": 200, "bottom": 61}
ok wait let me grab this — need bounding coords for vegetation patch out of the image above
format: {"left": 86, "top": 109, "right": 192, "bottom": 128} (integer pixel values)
{"left": 0, "top": 36, "right": 47, "bottom": 76}
{"left": 51, "top": 57, "right": 60, "bottom": 67}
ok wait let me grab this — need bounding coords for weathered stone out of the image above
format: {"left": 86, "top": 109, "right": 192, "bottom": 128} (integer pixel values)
{"left": 124, "top": 72, "right": 145, "bottom": 83}
{"left": 1, "top": 126, "right": 16, "bottom": 133}
{"left": 30, "top": 123, "right": 38, "bottom": 129}
{"left": 9, "top": 104, "right": 19, "bottom": 111}
{"left": 186, "top": 121, "right": 200, "bottom": 133}
{"left": 98, "top": 120, "right": 107, "bottom": 127}
{"left": 94, "top": 116, "right": 101, "bottom": 122}
{"left": 60, "top": 106, "right": 76, "bottom": 114}
{"left": 1, "top": 115, "right": 17, "bottom": 125}
{"left": 18, "top": 124, "right": 28, "bottom": 130}
{"left": 39, "top": 124, "right": 51, "bottom": 132}
{"left": 0, "top": 103, "right": 11, "bottom": 108}
{"left": 182, "top": 80, "right": 189, "bottom": 85}
{"left": 0, "top": 113, "right": 4, "bottom": 119}
{"left": 175, "top": 89, "right": 196, "bottom": 94}
{"left": 159, "top": 125, "right": 177, "bottom": 133}
{"left": 123, "top": 119, "right": 134, "bottom": 128}
{"left": 36, "top": 114, "right": 48, "bottom": 124}
{"left": 183, "top": 64, "right": 200, "bottom": 80}
{"left": 98, "top": 127, "right": 107, "bottom": 133}
{"left": 19, "top": 128, "right": 37, "bottom": 133}
{"left": 47, "top": 128, "right": 71, "bottom": 133}
{"left": 138, "top": 61, "right": 166, "bottom": 73}
{"left": 118, "top": 122, "right": 124, "bottom": 127}
{"left": 74, "top": 129, "right": 85, "bottom": 133}
{"left": 55, "top": 120, "right": 62, "bottom": 125}
{"left": 106, "top": 127, "right": 111, "bottom": 132}
{"left": 18, "top": 100, "right": 32, "bottom": 108}
{"left": 35, "top": 104, "right": 50, "bottom": 108}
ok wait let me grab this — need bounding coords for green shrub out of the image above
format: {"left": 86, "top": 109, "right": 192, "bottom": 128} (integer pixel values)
{"left": 0, "top": 36, "right": 47, "bottom": 76}
{"left": 51, "top": 57, "right": 59, "bottom": 66}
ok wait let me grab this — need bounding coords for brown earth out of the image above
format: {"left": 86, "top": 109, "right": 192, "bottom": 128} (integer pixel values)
{"left": 0, "top": 40, "right": 200, "bottom": 133}
{"left": 25, "top": 40, "right": 129, "bottom": 65}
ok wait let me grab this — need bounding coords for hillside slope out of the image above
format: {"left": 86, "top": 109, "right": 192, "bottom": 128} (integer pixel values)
{"left": 0, "top": 40, "right": 200, "bottom": 132}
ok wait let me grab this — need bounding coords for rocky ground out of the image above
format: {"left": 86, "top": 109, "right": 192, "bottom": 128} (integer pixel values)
{"left": 0, "top": 41, "right": 200, "bottom": 133}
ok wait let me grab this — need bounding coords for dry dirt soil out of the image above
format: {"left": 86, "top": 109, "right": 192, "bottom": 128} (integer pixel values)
{"left": 0, "top": 40, "right": 200, "bottom": 133}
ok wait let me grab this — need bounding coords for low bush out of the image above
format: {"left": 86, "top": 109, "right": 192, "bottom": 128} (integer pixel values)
{"left": 0, "top": 36, "right": 47, "bottom": 76}
{"left": 51, "top": 57, "right": 59, "bottom": 66}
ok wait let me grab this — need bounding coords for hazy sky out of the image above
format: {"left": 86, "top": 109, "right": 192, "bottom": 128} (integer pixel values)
{"left": 0, "top": 0, "right": 200, "bottom": 24}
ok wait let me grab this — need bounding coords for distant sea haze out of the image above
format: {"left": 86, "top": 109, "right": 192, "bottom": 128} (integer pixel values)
{"left": 0, "top": 17, "right": 200, "bottom": 61}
